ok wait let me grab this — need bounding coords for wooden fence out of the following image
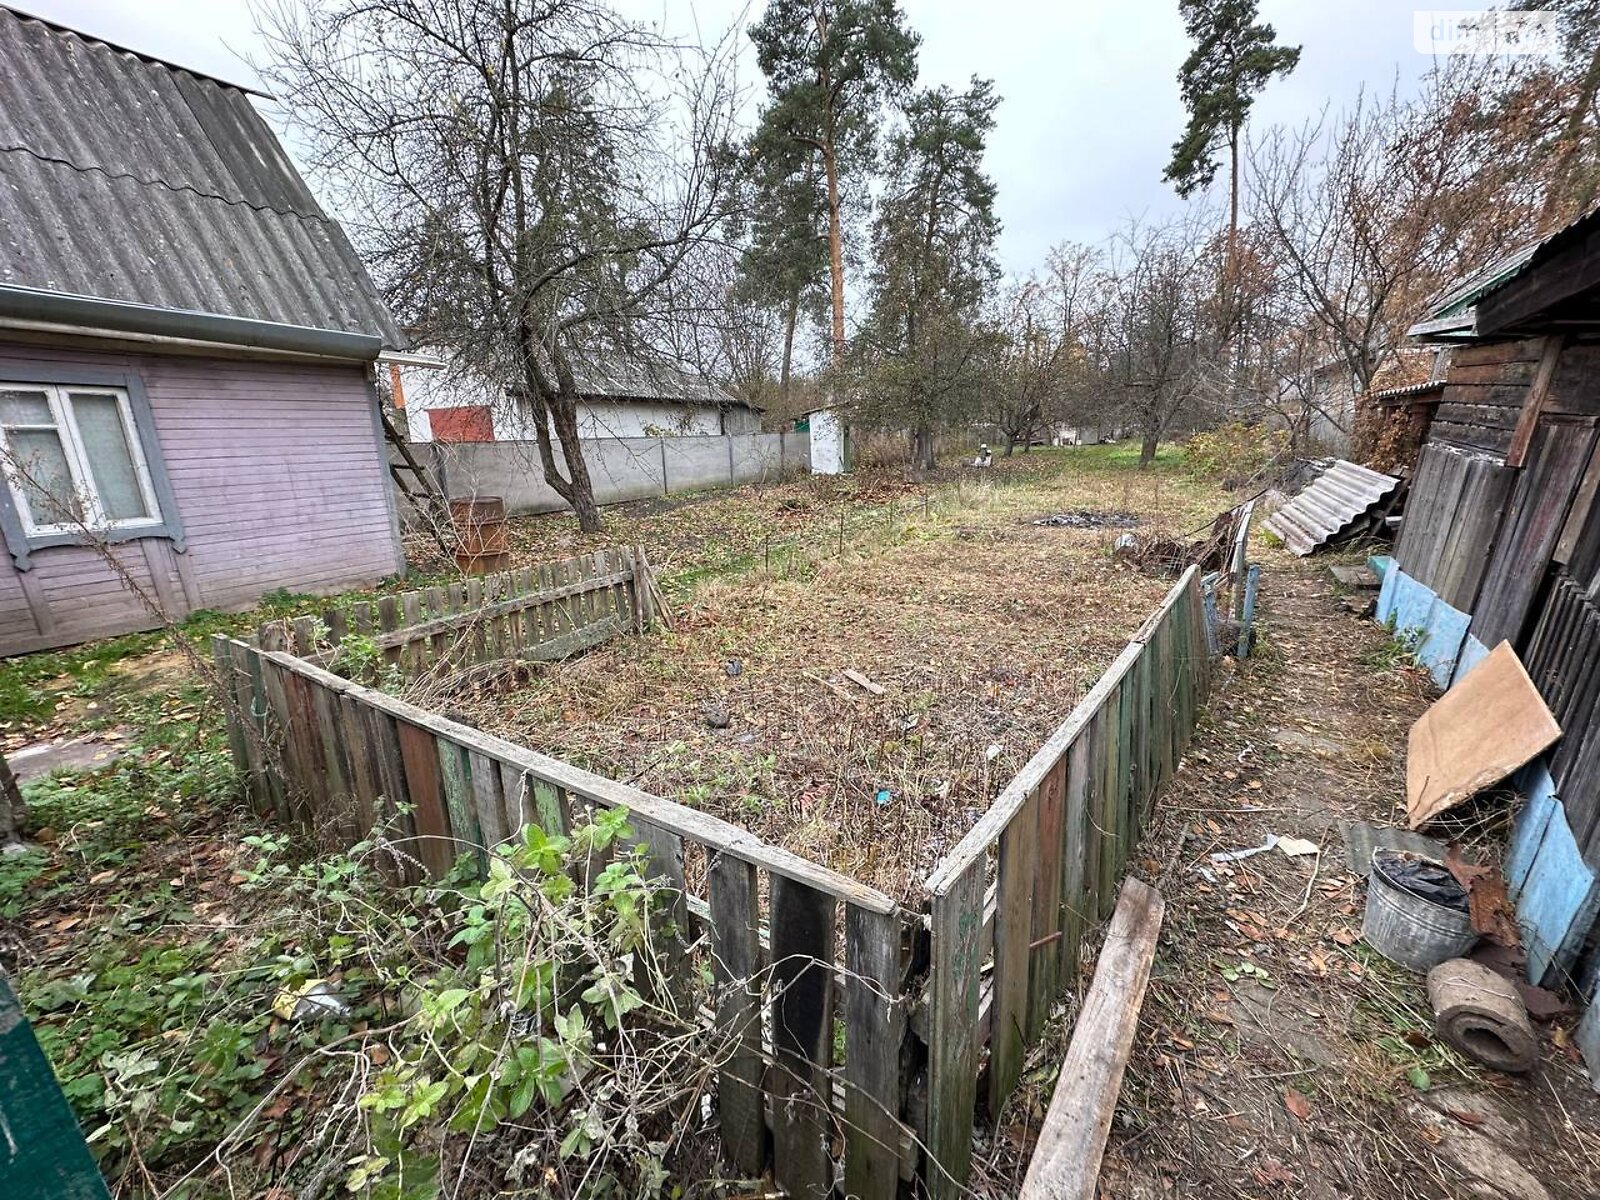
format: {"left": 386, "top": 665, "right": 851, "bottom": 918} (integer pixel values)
{"left": 918, "top": 565, "right": 1211, "bottom": 1199}
{"left": 214, "top": 562, "right": 1221, "bottom": 1198}
{"left": 252, "top": 547, "right": 659, "bottom": 681}
{"left": 213, "top": 629, "right": 916, "bottom": 1200}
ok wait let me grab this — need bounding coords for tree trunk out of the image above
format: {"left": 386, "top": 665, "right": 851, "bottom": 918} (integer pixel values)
{"left": 913, "top": 423, "right": 936, "bottom": 471}
{"left": 1139, "top": 431, "right": 1160, "bottom": 468}
{"left": 518, "top": 338, "right": 604, "bottom": 534}
{"left": 780, "top": 287, "right": 800, "bottom": 401}
{"left": 0, "top": 750, "right": 25, "bottom": 844}
{"left": 1003, "top": 432, "right": 1017, "bottom": 457}
{"left": 550, "top": 397, "right": 602, "bottom": 534}
{"left": 816, "top": 9, "right": 847, "bottom": 369}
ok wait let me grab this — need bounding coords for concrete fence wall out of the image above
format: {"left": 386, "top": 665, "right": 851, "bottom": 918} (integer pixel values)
{"left": 404, "top": 432, "right": 810, "bottom": 517}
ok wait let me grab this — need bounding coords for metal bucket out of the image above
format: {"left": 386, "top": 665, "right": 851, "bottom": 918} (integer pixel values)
{"left": 1362, "top": 849, "right": 1478, "bottom": 973}
{"left": 450, "top": 496, "right": 511, "bottom": 575}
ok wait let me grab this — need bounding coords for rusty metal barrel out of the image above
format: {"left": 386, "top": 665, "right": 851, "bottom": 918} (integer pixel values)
{"left": 450, "top": 496, "right": 512, "bottom": 575}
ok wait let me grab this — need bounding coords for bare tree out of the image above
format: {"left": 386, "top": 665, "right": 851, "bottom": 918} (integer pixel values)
{"left": 259, "top": 0, "right": 743, "bottom": 532}
{"left": 1092, "top": 215, "right": 1214, "bottom": 466}
{"left": 1247, "top": 65, "right": 1563, "bottom": 401}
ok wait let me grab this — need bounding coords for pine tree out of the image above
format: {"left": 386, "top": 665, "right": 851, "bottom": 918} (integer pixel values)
{"left": 748, "top": 0, "right": 920, "bottom": 369}
{"left": 855, "top": 79, "right": 1002, "bottom": 469}
{"left": 1164, "top": 0, "right": 1300, "bottom": 252}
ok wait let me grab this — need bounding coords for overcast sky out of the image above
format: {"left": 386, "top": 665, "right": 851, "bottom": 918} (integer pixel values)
{"left": 23, "top": 0, "right": 1436, "bottom": 274}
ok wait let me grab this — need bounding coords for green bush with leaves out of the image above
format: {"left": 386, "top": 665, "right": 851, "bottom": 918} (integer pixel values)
{"left": 1183, "top": 422, "right": 1289, "bottom": 486}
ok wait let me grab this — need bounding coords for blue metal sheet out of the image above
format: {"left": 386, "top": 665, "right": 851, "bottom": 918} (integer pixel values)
{"left": 1378, "top": 562, "right": 1401, "bottom": 625}
{"left": 1418, "top": 598, "right": 1471, "bottom": 689}
{"left": 1368, "top": 554, "right": 1394, "bottom": 583}
{"left": 1393, "top": 571, "right": 1436, "bottom": 638}
{"left": 1449, "top": 636, "right": 1492, "bottom": 689}
{"left": 1507, "top": 761, "right": 1557, "bottom": 893}
{"left": 1510, "top": 761, "right": 1600, "bottom": 987}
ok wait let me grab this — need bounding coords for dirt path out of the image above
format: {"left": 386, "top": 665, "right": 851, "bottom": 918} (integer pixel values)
{"left": 1091, "top": 552, "right": 1600, "bottom": 1200}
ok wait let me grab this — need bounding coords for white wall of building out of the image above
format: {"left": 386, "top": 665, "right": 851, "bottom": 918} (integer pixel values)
{"left": 810, "top": 408, "right": 846, "bottom": 474}
{"left": 398, "top": 364, "right": 750, "bottom": 442}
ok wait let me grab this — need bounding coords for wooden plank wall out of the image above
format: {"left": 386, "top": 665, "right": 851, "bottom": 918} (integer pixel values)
{"left": 918, "top": 566, "right": 1213, "bottom": 1199}
{"left": 1428, "top": 338, "right": 1545, "bottom": 457}
{"left": 1392, "top": 443, "right": 1516, "bottom": 613}
{"left": 1523, "top": 571, "right": 1600, "bottom": 865}
{"left": 1472, "top": 424, "right": 1599, "bottom": 648}
{"left": 213, "top": 635, "right": 913, "bottom": 1199}
{"left": 256, "top": 547, "right": 651, "bottom": 683}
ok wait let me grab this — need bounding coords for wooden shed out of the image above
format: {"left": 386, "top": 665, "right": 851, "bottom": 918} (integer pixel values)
{"left": 0, "top": 9, "right": 407, "bottom": 654}
{"left": 1391, "top": 207, "right": 1600, "bottom": 1083}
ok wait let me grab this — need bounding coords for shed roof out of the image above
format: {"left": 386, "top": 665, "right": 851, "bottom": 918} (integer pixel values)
{"left": 1411, "top": 207, "right": 1600, "bottom": 343}
{"left": 569, "top": 354, "right": 750, "bottom": 408}
{"left": 0, "top": 6, "right": 404, "bottom": 354}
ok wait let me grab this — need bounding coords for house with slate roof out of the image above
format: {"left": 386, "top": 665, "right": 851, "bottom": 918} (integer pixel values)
{"left": 0, "top": 6, "right": 408, "bottom": 653}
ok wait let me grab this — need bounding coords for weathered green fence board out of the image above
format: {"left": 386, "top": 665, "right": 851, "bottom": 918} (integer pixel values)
{"left": 927, "top": 858, "right": 985, "bottom": 1200}
{"left": 0, "top": 975, "right": 110, "bottom": 1199}
{"left": 1028, "top": 757, "right": 1067, "bottom": 1040}
{"left": 769, "top": 875, "right": 836, "bottom": 1200}
{"left": 843, "top": 903, "right": 905, "bottom": 1200}
{"left": 708, "top": 854, "right": 765, "bottom": 1175}
{"left": 1059, "top": 734, "right": 1092, "bottom": 985}
{"left": 990, "top": 786, "right": 1039, "bottom": 1112}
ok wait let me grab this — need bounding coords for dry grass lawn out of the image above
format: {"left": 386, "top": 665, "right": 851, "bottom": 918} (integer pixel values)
{"left": 443, "top": 446, "right": 1236, "bottom": 899}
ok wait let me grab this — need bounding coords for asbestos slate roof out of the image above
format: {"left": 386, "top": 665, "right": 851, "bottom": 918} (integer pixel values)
{"left": 1265, "top": 459, "right": 1402, "bottom": 557}
{"left": 0, "top": 6, "right": 404, "bottom": 348}
{"left": 569, "top": 354, "right": 750, "bottom": 408}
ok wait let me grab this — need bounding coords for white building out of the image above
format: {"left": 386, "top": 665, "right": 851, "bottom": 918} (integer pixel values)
{"left": 395, "top": 353, "right": 762, "bottom": 443}
{"left": 807, "top": 407, "right": 849, "bottom": 474}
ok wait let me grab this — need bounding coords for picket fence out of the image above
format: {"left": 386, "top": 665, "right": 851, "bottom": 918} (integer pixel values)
{"left": 215, "top": 558, "right": 1221, "bottom": 1198}
{"left": 248, "top": 548, "right": 657, "bottom": 682}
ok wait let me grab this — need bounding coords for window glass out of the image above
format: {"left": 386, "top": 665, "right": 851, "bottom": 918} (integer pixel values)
{"left": 0, "top": 390, "right": 52, "bottom": 426}
{"left": 6, "top": 428, "right": 76, "bottom": 525}
{"left": 70, "top": 394, "right": 149, "bottom": 521}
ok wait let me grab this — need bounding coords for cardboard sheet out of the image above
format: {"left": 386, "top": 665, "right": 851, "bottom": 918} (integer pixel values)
{"left": 1406, "top": 640, "right": 1561, "bottom": 829}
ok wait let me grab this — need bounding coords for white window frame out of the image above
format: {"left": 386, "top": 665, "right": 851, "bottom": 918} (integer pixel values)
{"left": 0, "top": 384, "right": 164, "bottom": 537}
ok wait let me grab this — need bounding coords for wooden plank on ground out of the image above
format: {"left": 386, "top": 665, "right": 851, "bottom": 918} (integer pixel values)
{"left": 843, "top": 904, "right": 904, "bottom": 1200}
{"left": 709, "top": 853, "right": 765, "bottom": 1176}
{"left": 990, "top": 787, "right": 1039, "bottom": 1113}
{"left": 769, "top": 875, "right": 836, "bottom": 1200}
{"left": 926, "top": 858, "right": 985, "bottom": 1200}
{"left": 1018, "top": 877, "right": 1166, "bottom": 1200}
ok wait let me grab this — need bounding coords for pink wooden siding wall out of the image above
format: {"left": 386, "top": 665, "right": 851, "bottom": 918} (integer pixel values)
{"left": 0, "top": 343, "right": 403, "bottom": 655}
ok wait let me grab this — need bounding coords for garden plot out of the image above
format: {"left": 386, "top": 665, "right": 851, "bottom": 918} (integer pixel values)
{"left": 448, "top": 453, "right": 1231, "bottom": 899}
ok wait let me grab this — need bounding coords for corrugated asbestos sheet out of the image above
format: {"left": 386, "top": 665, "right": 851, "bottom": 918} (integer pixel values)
{"left": 0, "top": 8, "right": 404, "bottom": 347}
{"left": 1265, "top": 460, "right": 1401, "bottom": 556}
{"left": 569, "top": 355, "right": 744, "bottom": 407}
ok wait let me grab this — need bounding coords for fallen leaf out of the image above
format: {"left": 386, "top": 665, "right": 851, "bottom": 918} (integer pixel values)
{"left": 1284, "top": 1088, "right": 1311, "bottom": 1121}
{"left": 89, "top": 869, "right": 118, "bottom": 886}
{"left": 1446, "top": 1109, "right": 1485, "bottom": 1127}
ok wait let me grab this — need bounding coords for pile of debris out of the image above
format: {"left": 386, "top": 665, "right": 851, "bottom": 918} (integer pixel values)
{"left": 1032, "top": 510, "right": 1140, "bottom": 529}
{"left": 1112, "top": 506, "right": 1244, "bottom": 578}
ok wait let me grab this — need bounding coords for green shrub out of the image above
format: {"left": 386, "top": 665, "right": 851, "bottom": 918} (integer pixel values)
{"left": 1184, "top": 422, "right": 1289, "bottom": 485}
